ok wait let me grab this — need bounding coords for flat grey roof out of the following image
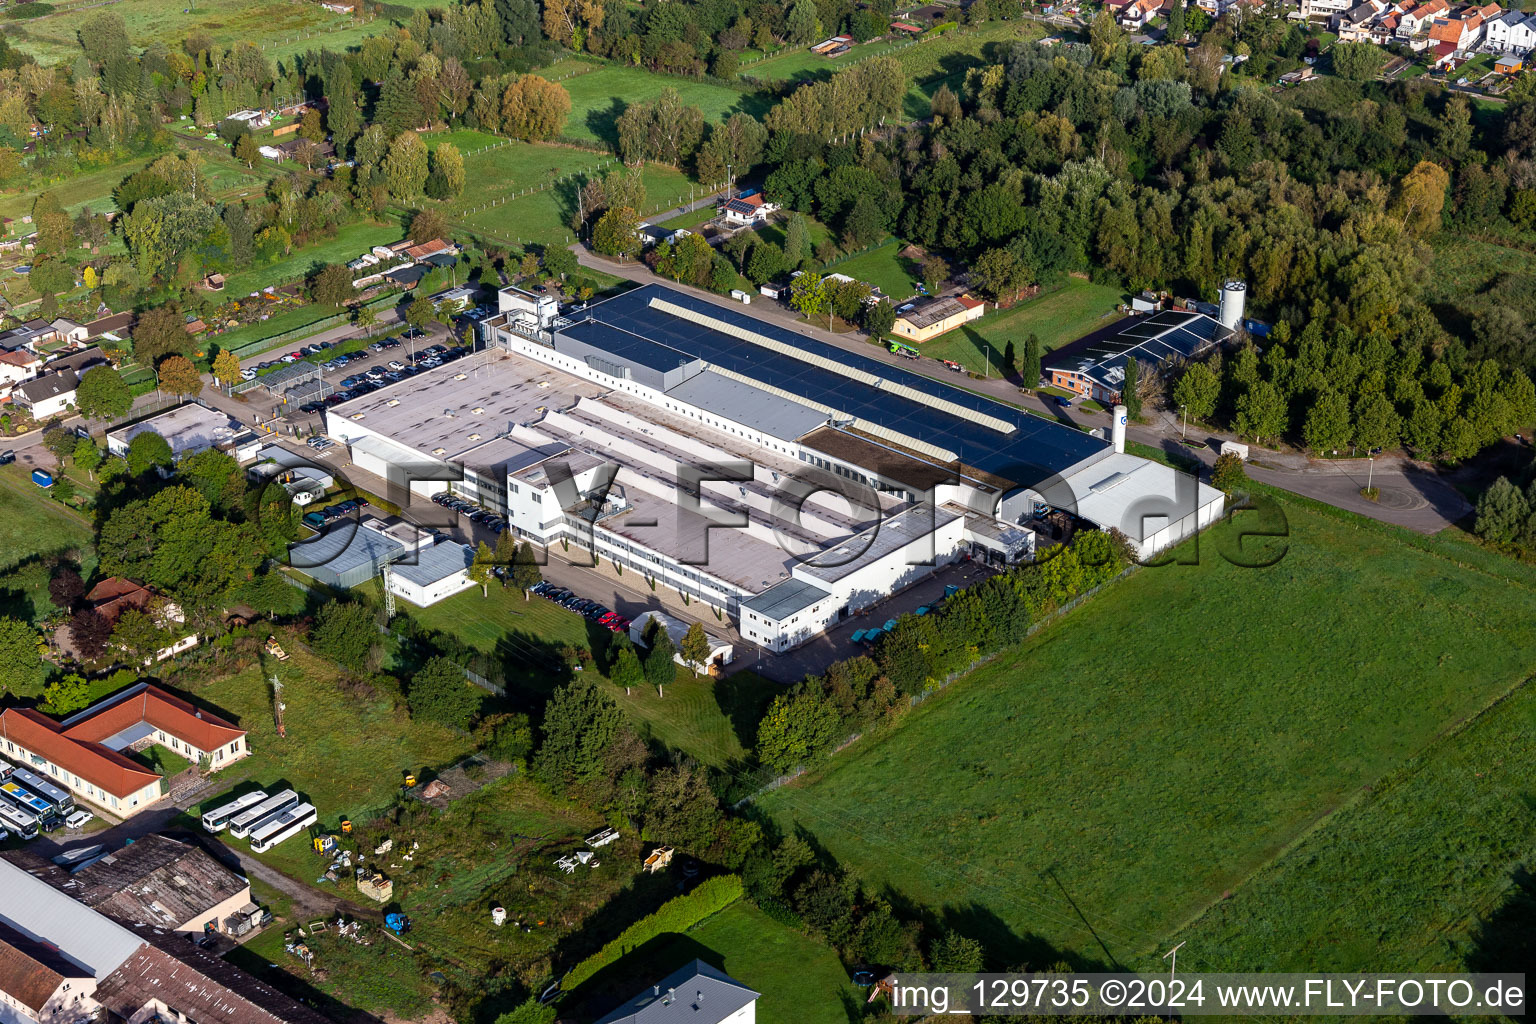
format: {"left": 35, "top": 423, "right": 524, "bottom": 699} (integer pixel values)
{"left": 796, "top": 503, "right": 960, "bottom": 586}
{"left": 663, "top": 369, "right": 827, "bottom": 442}
{"left": 0, "top": 857, "right": 143, "bottom": 979}
{"left": 390, "top": 541, "right": 472, "bottom": 585}
{"left": 108, "top": 403, "right": 237, "bottom": 457}
{"left": 598, "top": 491, "right": 796, "bottom": 593}
{"left": 740, "top": 577, "right": 832, "bottom": 621}
{"left": 327, "top": 352, "right": 605, "bottom": 460}
{"left": 288, "top": 523, "right": 405, "bottom": 578}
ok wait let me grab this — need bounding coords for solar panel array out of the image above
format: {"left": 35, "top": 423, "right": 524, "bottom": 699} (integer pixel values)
{"left": 561, "top": 285, "right": 1106, "bottom": 486}
{"left": 1051, "top": 311, "right": 1232, "bottom": 388}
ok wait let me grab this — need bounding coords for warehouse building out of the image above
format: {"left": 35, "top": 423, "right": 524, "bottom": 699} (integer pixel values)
{"left": 323, "top": 284, "right": 1223, "bottom": 650}
{"left": 1043, "top": 307, "right": 1235, "bottom": 404}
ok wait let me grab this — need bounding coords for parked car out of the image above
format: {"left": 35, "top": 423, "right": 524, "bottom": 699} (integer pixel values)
{"left": 64, "top": 809, "right": 94, "bottom": 829}
{"left": 241, "top": 368, "right": 258, "bottom": 381}
{"left": 0, "top": 451, "right": 14, "bottom": 466}
{"left": 302, "top": 511, "right": 327, "bottom": 528}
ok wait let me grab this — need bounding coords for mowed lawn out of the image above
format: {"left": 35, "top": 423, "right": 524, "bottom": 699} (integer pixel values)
{"left": 0, "top": 469, "right": 94, "bottom": 622}
{"left": 755, "top": 498, "right": 1536, "bottom": 967}
{"left": 561, "top": 67, "right": 770, "bottom": 148}
{"left": 827, "top": 239, "right": 922, "bottom": 301}
{"left": 919, "top": 278, "right": 1126, "bottom": 377}
{"left": 455, "top": 144, "right": 699, "bottom": 247}
{"left": 573, "top": 901, "right": 853, "bottom": 1024}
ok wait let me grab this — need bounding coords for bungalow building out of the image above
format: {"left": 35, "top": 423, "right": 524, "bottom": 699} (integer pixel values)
{"left": 595, "top": 961, "right": 759, "bottom": 1024}
{"left": 890, "top": 293, "right": 986, "bottom": 343}
{"left": 81, "top": 311, "right": 135, "bottom": 343}
{"left": 12, "top": 368, "right": 77, "bottom": 419}
{"left": 0, "top": 682, "right": 248, "bottom": 817}
{"left": 720, "top": 192, "right": 778, "bottom": 227}
{"left": 0, "top": 318, "right": 65, "bottom": 353}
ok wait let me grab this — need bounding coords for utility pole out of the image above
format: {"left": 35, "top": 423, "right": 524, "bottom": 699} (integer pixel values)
{"left": 1366, "top": 455, "right": 1375, "bottom": 495}
{"left": 1162, "top": 941, "right": 1185, "bottom": 981}
{"left": 1181, "top": 405, "right": 1187, "bottom": 440}
{"left": 270, "top": 676, "right": 286, "bottom": 738}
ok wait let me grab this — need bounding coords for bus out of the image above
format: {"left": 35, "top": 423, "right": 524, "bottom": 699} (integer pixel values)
{"left": 0, "top": 800, "right": 38, "bottom": 840}
{"left": 1, "top": 782, "right": 58, "bottom": 830}
{"left": 228, "top": 790, "right": 299, "bottom": 839}
{"left": 248, "top": 802, "right": 317, "bottom": 853}
{"left": 9, "top": 766, "right": 74, "bottom": 816}
{"left": 201, "top": 790, "right": 269, "bottom": 833}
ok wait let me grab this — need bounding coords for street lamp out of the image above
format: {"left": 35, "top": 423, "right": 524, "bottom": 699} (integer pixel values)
{"left": 1180, "top": 405, "right": 1188, "bottom": 440}
{"left": 1366, "top": 455, "right": 1375, "bottom": 496}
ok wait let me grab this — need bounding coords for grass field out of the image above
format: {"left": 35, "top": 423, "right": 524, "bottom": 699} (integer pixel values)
{"left": 0, "top": 152, "right": 156, "bottom": 222}
{"left": 739, "top": 39, "right": 900, "bottom": 82}
{"left": 389, "top": 582, "right": 774, "bottom": 767}
{"left": 0, "top": 467, "right": 95, "bottom": 621}
{"left": 826, "top": 238, "right": 922, "bottom": 301}
{"left": 571, "top": 900, "right": 855, "bottom": 1024}
{"left": 755, "top": 496, "right": 1536, "bottom": 968}
{"left": 453, "top": 142, "right": 700, "bottom": 248}
{"left": 560, "top": 67, "right": 770, "bottom": 148}
{"left": 918, "top": 278, "right": 1127, "bottom": 377}
{"left": 221, "top": 221, "right": 400, "bottom": 298}
{"left": 193, "top": 644, "right": 477, "bottom": 833}
{"left": 6, "top": 0, "right": 403, "bottom": 68}
{"left": 1178, "top": 677, "right": 1536, "bottom": 973}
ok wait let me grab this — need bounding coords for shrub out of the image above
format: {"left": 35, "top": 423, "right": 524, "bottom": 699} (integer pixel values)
{"left": 562, "top": 876, "right": 743, "bottom": 992}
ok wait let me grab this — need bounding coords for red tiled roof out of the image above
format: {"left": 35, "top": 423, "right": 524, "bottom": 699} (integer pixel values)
{"left": 85, "top": 576, "right": 152, "bottom": 625}
{"left": 403, "top": 238, "right": 452, "bottom": 261}
{"left": 0, "top": 708, "right": 159, "bottom": 800}
{"left": 1428, "top": 18, "right": 1463, "bottom": 41}
{"left": 956, "top": 294, "right": 986, "bottom": 311}
{"left": 0, "top": 932, "right": 64, "bottom": 1013}
{"left": 1433, "top": 38, "right": 1457, "bottom": 52}
{"left": 0, "top": 350, "right": 39, "bottom": 368}
{"left": 64, "top": 685, "right": 244, "bottom": 753}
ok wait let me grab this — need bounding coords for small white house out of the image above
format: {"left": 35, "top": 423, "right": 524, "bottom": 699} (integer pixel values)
{"left": 12, "top": 369, "right": 77, "bottom": 419}
{"left": 719, "top": 193, "right": 778, "bottom": 227}
{"left": 385, "top": 542, "right": 477, "bottom": 607}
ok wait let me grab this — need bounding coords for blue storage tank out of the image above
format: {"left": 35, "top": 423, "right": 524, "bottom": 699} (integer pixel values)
{"left": 30, "top": 469, "right": 52, "bottom": 488}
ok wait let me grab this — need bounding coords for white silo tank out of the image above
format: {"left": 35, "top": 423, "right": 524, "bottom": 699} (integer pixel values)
{"left": 1219, "top": 280, "right": 1247, "bottom": 330}
{"left": 1112, "top": 404, "right": 1128, "bottom": 454}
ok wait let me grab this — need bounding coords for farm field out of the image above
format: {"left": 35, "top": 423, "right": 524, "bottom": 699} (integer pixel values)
{"left": 918, "top": 278, "right": 1127, "bottom": 375}
{"left": 1177, "top": 677, "right": 1536, "bottom": 974}
{"left": 5, "top": 0, "right": 402, "bottom": 68}
{"left": 739, "top": 39, "right": 900, "bottom": 82}
{"left": 0, "top": 152, "right": 157, "bottom": 223}
{"left": 755, "top": 496, "right": 1536, "bottom": 967}
{"left": 560, "top": 67, "right": 770, "bottom": 148}
{"left": 569, "top": 900, "right": 855, "bottom": 1024}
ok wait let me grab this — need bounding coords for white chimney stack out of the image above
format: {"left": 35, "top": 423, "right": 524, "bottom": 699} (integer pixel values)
{"left": 1112, "top": 404, "right": 1128, "bottom": 454}
{"left": 1219, "top": 280, "right": 1247, "bottom": 331}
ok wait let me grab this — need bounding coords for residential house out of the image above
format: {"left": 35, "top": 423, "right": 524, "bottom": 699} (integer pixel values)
{"left": 1117, "top": 0, "right": 1164, "bottom": 29}
{"left": 50, "top": 318, "right": 87, "bottom": 345}
{"left": 595, "top": 961, "right": 759, "bottom": 1024}
{"left": 3, "top": 834, "right": 251, "bottom": 936}
{"left": 12, "top": 368, "right": 77, "bottom": 419}
{"left": 720, "top": 193, "right": 779, "bottom": 227}
{"left": 71, "top": 577, "right": 200, "bottom": 662}
{"left": 0, "top": 349, "right": 40, "bottom": 397}
{"left": 0, "top": 682, "right": 247, "bottom": 817}
{"left": 1486, "top": 7, "right": 1536, "bottom": 49}
{"left": 1396, "top": 0, "right": 1448, "bottom": 37}
{"left": 0, "top": 318, "right": 64, "bottom": 352}
{"left": 81, "top": 311, "right": 135, "bottom": 343}
{"left": 46, "top": 346, "right": 108, "bottom": 377}
{"left": 890, "top": 294, "right": 987, "bottom": 343}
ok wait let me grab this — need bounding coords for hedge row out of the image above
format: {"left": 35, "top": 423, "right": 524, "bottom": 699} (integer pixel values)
{"left": 563, "top": 875, "right": 743, "bottom": 992}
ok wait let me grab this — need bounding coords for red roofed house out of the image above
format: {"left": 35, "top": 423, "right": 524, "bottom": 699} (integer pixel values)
{"left": 0, "top": 683, "right": 248, "bottom": 817}
{"left": 69, "top": 577, "right": 199, "bottom": 664}
{"left": 1116, "top": 0, "right": 1163, "bottom": 29}
{"left": 720, "top": 192, "right": 779, "bottom": 227}
{"left": 1397, "top": 0, "right": 1447, "bottom": 36}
